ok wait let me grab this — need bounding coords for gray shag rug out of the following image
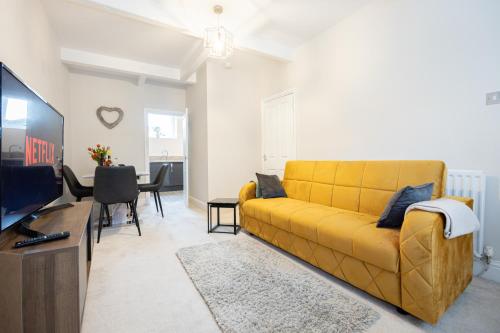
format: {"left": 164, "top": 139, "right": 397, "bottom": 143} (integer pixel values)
{"left": 177, "top": 237, "right": 380, "bottom": 333}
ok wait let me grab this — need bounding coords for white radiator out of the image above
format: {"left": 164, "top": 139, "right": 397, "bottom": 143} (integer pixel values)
{"left": 446, "top": 169, "right": 486, "bottom": 257}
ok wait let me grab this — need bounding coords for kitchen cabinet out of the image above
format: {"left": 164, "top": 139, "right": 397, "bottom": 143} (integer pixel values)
{"left": 149, "top": 161, "right": 183, "bottom": 191}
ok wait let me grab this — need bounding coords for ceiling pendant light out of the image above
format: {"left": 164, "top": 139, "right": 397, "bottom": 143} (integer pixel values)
{"left": 204, "top": 5, "right": 234, "bottom": 59}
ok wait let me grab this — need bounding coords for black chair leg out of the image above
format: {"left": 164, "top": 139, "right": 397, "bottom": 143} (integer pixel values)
{"left": 104, "top": 204, "right": 111, "bottom": 226}
{"left": 76, "top": 197, "right": 82, "bottom": 202}
{"left": 153, "top": 192, "right": 159, "bottom": 212}
{"left": 157, "top": 192, "right": 164, "bottom": 218}
{"left": 97, "top": 204, "right": 104, "bottom": 243}
{"left": 131, "top": 200, "right": 141, "bottom": 236}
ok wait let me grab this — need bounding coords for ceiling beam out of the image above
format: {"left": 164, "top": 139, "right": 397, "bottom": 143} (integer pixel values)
{"left": 67, "top": 0, "right": 196, "bottom": 36}
{"left": 66, "top": 0, "right": 293, "bottom": 62}
{"left": 137, "top": 75, "right": 147, "bottom": 86}
{"left": 60, "top": 48, "right": 195, "bottom": 85}
{"left": 180, "top": 40, "right": 208, "bottom": 82}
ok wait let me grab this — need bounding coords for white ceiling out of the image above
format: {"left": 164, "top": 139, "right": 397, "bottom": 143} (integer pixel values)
{"left": 43, "top": 0, "right": 197, "bottom": 68}
{"left": 42, "top": 0, "right": 371, "bottom": 84}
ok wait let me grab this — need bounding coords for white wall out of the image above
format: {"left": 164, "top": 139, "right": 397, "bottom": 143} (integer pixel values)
{"left": 0, "top": 0, "right": 69, "bottom": 114}
{"left": 0, "top": 0, "right": 70, "bottom": 154}
{"left": 186, "top": 64, "right": 208, "bottom": 202}
{"left": 186, "top": 52, "right": 288, "bottom": 204}
{"left": 206, "top": 51, "right": 288, "bottom": 199}
{"left": 68, "top": 71, "right": 185, "bottom": 183}
{"left": 148, "top": 116, "right": 184, "bottom": 157}
{"left": 287, "top": 0, "right": 500, "bottom": 258}
{"left": 0, "top": 0, "right": 71, "bottom": 201}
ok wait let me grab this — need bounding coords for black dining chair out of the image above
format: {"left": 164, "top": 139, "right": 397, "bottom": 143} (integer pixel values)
{"left": 94, "top": 166, "right": 141, "bottom": 243}
{"left": 63, "top": 165, "right": 113, "bottom": 225}
{"left": 138, "top": 163, "right": 170, "bottom": 218}
{"left": 63, "top": 165, "right": 93, "bottom": 202}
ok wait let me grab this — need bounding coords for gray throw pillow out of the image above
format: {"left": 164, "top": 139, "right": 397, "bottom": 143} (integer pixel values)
{"left": 250, "top": 180, "right": 262, "bottom": 198}
{"left": 256, "top": 182, "right": 262, "bottom": 198}
{"left": 255, "top": 173, "right": 287, "bottom": 199}
{"left": 377, "top": 183, "right": 434, "bottom": 228}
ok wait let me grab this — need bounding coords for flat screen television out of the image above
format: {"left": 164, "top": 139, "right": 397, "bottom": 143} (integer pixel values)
{"left": 0, "top": 63, "right": 64, "bottom": 232}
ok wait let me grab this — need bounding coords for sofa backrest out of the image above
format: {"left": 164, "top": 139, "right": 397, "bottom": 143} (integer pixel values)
{"left": 282, "top": 160, "right": 446, "bottom": 216}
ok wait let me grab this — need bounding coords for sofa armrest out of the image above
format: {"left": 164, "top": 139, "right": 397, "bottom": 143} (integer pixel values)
{"left": 400, "top": 196, "right": 473, "bottom": 323}
{"left": 444, "top": 195, "right": 473, "bottom": 208}
{"left": 239, "top": 182, "right": 256, "bottom": 228}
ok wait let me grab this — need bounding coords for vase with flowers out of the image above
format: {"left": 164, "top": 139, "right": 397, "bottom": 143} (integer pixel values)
{"left": 88, "top": 144, "right": 112, "bottom": 166}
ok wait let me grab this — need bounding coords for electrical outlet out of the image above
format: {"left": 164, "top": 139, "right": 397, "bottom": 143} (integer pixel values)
{"left": 486, "top": 91, "right": 500, "bottom": 106}
{"left": 484, "top": 245, "right": 495, "bottom": 258}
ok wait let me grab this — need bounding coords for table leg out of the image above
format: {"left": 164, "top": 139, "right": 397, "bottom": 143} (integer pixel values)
{"left": 126, "top": 202, "right": 132, "bottom": 221}
{"left": 209, "top": 205, "right": 213, "bottom": 233}
{"left": 207, "top": 204, "right": 210, "bottom": 233}
{"left": 233, "top": 207, "right": 237, "bottom": 235}
{"left": 217, "top": 207, "right": 220, "bottom": 226}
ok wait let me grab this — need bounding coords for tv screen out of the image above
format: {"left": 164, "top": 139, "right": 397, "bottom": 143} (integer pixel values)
{"left": 0, "top": 64, "right": 64, "bottom": 232}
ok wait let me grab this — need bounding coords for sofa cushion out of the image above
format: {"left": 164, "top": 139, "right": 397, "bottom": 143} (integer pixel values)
{"left": 269, "top": 200, "right": 313, "bottom": 231}
{"left": 244, "top": 198, "right": 317, "bottom": 225}
{"left": 353, "top": 223, "right": 400, "bottom": 273}
{"left": 316, "top": 212, "right": 379, "bottom": 256}
{"left": 243, "top": 197, "right": 290, "bottom": 224}
{"left": 244, "top": 197, "right": 401, "bottom": 273}
{"left": 282, "top": 160, "right": 447, "bottom": 215}
{"left": 289, "top": 206, "right": 340, "bottom": 242}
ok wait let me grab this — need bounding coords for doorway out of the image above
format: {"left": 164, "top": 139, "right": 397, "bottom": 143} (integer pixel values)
{"left": 144, "top": 108, "right": 189, "bottom": 207}
{"left": 261, "top": 90, "right": 296, "bottom": 178}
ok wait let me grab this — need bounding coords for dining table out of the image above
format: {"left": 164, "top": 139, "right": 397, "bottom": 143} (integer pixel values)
{"left": 82, "top": 171, "right": 150, "bottom": 179}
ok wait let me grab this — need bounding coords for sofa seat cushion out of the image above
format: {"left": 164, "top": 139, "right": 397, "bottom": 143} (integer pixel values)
{"left": 352, "top": 223, "right": 400, "bottom": 273}
{"left": 316, "top": 212, "right": 379, "bottom": 256}
{"left": 268, "top": 200, "right": 316, "bottom": 231}
{"left": 244, "top": 198, "right": 401, "bottom": 273}
{"left": 243, "top": 197, "right": 291, "bottom": 224}
{"left": 289, "top": 206, "right": 343, "bottom": 242}
{"left": 244, "top": 198, "right": 345, "bottom": 233}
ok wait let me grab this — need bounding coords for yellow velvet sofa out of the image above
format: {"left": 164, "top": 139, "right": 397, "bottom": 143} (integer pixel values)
{"left": 239, "top": 160, "right": 473, "bottom": 324}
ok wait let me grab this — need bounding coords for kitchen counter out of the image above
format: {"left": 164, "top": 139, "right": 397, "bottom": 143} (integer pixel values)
{"left": 149, "top": 155, "right": 184, "bottom": 162}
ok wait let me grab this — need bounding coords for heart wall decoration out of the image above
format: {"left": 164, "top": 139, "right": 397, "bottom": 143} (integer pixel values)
{"left": 96, "top": 106, "right": 124, "bottom": 129}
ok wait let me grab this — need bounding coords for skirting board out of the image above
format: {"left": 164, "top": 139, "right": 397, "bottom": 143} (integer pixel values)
{"left": 189, "top": 196, "right": 206, "bottom": 211}
{"left": 480, "top": 260, "right": 500, "bottom": 283}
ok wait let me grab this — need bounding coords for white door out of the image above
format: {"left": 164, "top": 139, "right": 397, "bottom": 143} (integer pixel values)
{"left": 261, "top": 91, "right": 296, "bottom": 178}
{"left": 183, "top": 108, "right": 189, "bottom": 207}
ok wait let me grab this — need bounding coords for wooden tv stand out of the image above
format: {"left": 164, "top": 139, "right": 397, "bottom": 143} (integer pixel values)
{"left": 0, "top": 201, "right": 94, "bottom": 333}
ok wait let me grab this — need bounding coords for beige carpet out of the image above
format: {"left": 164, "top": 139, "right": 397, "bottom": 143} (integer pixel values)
{"left": 82, "top": 192, "right": 500, "bottom": 333}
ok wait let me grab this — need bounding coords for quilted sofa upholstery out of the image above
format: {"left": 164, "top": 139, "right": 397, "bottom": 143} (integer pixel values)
{"left": 239, "top": 160, "right": 473, "bottom": 324}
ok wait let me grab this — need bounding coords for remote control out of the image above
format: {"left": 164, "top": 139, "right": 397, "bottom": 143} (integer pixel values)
{"left": 13, "top": 231, "right": 71, "bottom": 248}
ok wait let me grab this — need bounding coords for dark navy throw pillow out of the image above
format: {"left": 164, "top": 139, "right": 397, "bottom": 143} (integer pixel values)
{"left": 377, "top": 183, "right": 434, "bottom": 228}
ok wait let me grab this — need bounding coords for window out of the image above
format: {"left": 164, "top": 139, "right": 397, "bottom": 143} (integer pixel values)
{"left": 148, "top": 113, "right": 177, "bottom": 139}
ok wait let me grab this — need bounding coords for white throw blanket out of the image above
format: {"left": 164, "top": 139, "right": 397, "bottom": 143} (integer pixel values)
{"left": 405, "top": 198, "right": 480, "bottom": 239}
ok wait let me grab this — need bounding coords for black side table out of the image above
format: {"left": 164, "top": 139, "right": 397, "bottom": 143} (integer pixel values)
{"left": 207, "top": 198, "right": 240, "bottom": 235}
